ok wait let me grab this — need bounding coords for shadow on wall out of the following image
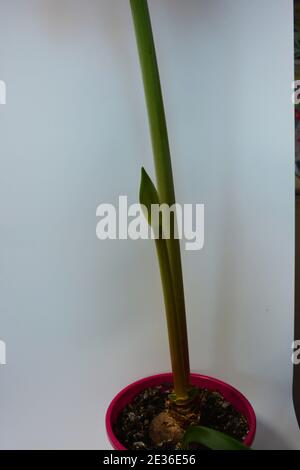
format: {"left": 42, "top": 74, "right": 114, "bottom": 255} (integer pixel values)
{"left": 38, "top": 0, "right": 83, "bottom": 37}
{"left": 156, "top": 0, "right": 237, "bottom": 32}
{"left": 254, "top": 417, "right": 292, "bottom": 450}
{"left": 37, "top": 0, "right": 237, "bottom": 46}
{"left": 255, "top": 418, "right": 294, "bottom": 450}
{"left": 38, "top": 0, "right": 129, "bottom": 45}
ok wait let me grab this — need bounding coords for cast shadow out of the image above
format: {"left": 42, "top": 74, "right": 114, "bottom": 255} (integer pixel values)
{"left": 254, "top": 418, "right": 294, "bottom": 450}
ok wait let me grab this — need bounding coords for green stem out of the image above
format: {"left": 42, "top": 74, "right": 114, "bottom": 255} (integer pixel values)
{"left": 155, "top": 238, "right": 190, "bottom": 398}
{"left": 130, "top": 0, "right": 191, "bottom": 400}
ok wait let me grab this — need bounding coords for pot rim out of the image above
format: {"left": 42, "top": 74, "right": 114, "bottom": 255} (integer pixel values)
{"left": 105, "top": 372, "right": 256, "bottom": 450}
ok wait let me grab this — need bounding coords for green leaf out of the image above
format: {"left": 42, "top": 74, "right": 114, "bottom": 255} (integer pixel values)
{"left": 181, "top": 426, "right": 251, "bottom": 451}
{"left": 139, "top": 167, "right": 161, "bottom": 231}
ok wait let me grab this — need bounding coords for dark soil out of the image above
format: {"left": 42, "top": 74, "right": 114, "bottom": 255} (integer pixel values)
{"left": 114, "top": 383, "right": 249, "bottom": 450}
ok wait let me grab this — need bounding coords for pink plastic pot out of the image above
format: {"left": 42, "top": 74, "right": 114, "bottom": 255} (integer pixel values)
{"left": 106, "top": 373, "right": 256, "bottom": 450}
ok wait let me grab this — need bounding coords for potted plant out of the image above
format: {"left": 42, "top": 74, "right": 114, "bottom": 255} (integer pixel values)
{"left": 106, "top": 0, "right": 256, "bottom": 450}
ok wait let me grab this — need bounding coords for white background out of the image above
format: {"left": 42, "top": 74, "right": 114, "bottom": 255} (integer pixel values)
{"left": 0, "top": 0, "right": 299, "bottom": 449}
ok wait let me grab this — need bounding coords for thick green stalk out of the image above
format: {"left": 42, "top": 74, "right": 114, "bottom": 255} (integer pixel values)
{"left": 155, "top": 237, "right": 191, "bottom": 398}
{"left": 130, "top": 0, "right": 191, "bottom": 400}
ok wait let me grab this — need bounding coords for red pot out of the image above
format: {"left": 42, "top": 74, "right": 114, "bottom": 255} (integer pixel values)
{"left": 106, "top": 373, "right": 256, "bottom": 450}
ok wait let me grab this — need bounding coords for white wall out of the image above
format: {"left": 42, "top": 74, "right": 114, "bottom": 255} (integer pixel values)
{"left": 0, "top": 0, "right": 298, "bottom": 449}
